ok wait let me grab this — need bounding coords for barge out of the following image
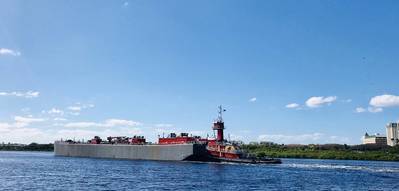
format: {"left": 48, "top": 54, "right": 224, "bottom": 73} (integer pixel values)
{"left": 54, "top": 106, "right": 281, "bottom": 164}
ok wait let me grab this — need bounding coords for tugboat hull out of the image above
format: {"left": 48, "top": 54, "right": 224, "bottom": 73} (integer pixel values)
{"left": 209, "top": 156, "right": 282, "bottom": 164}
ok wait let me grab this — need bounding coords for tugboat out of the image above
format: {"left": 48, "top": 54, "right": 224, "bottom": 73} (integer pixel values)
{"left": 206, "top": 106, "right": 281, "bottom": 164}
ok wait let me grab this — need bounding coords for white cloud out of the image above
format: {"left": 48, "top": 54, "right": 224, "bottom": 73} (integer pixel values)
{"left": 0, "top": 116, "right": 46, "bottom": 134}
{"left": 368, "top": 107, "right": 383, "bottom": 113}
{"left": 286, "top": 103, "right": 300, "bottom": 109}
{"left": 258, "top": 133, "right": 350, "bottom": 144}
{"left": 155, "top": 124, "right": 174, "bottom": 128}
{"left": 64, "top": 119, "right": 141, "bottom": 128}
{"left": 249, "top": 97, "right": 257, "bottom": 102}
{"left": 0, "top": 127, "right": 47, "bottom": 144}
{"left": 305, "top": 96, "right": 337, "bottom": 108}
{"left": 355, "top": 107, "right": 366, "bottom": 113}
{"left": 21, "top": 108, "right": 30, "bottom": 112}
{"left": 355, "top": 106, "right": 383, "bottom": 113}
{"left": 0, "top": 91, "right": 39, "bottom": 98}
{"left": 229, "top": 134, "right": 244, "bottom": 141}
{"left": 105, "top": 119, "right": 141, "bottom": 126}
{"left": 64, "top": 122, "right": 98, "bottom": 128}
{"left": 48, "top": 108, "right": 64, "bottom": 115}
{"left": 54, "top": 118, "right": 67, "bottom": 121}
{"left": 67, "top": 106, "right": 81, "bottom": 111}
{"left": 340, "top": 99, "right": 352, "bottom": 103}
{"left": 0, "top": 123, "right": 12, "bottom": 131}
{"left": 67, "top": 103, "right": 94, "bottom": 112}
{"left": 342, "top": 99, "right": 352, "bottom": 103}
{"left": 0, "top": 48, "right": 21, "bottom": 56}
{"left": 14, "top": 116, "right": 45, "bottom": 124}
{"left": 370, "top": 94, "right": 399, "bottom": 108}
{"left": 0, "top": 116, "right": 145, "bottom": 144}
{"left": 69, "top": 112, "right": 80, "bottom": 116}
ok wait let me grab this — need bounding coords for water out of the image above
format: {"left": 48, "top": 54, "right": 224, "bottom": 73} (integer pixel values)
{"left": 1, "top": 151, "right": 398, "bottom": 191}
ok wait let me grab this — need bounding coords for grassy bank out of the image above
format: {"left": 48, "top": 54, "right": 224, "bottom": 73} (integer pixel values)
{"left": 242, "top": 144, "right": 399, "bottom": 161}
{"left": 0, "top": 143, "right": 54, "bottom": 152}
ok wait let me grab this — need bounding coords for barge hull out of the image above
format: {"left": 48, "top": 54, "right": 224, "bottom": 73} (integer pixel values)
{"left": 54, "top": 141, "right": 207, "bottom": 161}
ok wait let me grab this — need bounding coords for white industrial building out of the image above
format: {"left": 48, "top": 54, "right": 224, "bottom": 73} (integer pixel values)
{"left": 362, "top": 133, "right": 387, "bottom": 146}
{"left": 386, "top": 122, "right": 399, "bottom": 146}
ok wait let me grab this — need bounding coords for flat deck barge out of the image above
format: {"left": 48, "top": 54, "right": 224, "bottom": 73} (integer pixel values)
{"left": 54, "top": 142, "right": 207, "bottom": 161}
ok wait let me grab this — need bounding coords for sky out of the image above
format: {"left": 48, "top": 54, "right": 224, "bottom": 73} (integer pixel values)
{"left": 1, "top": 0, "right": 399, "bottom": 144}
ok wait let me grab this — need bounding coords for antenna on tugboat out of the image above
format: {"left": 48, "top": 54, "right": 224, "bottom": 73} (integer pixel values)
{"left": 217, "top": 105, "right": 226, "bottom": 122}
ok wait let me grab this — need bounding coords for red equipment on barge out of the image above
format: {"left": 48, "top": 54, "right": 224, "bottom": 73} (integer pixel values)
{"left": 159, "top": 133, "right": 195, "bottom": 145}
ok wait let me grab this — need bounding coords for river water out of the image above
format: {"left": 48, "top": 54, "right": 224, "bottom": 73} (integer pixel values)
{"left": 0, "top": 151, "right": 398, "bottom": 190}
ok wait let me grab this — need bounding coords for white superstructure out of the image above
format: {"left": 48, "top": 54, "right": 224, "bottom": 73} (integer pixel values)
{"left": 362, "top": 133, "right": 387, "bottom": 145}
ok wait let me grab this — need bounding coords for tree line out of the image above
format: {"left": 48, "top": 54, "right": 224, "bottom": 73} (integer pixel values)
{"left": 0, "top": 143, "right": 54, "bottom": 151}
{"left": 242, "top": 143, "right": 399, "bottom": 161}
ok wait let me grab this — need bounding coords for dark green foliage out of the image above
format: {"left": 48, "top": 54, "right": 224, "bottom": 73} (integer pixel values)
{"left": 0, "top": 143, "right": 54, "bottom": 151}
{"left": 242, "top": 144, "right": 399, "bottom": 161}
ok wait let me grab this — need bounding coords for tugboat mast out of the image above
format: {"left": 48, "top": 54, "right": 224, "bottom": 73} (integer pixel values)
{"left": 213, "top": 105, "right": 226, "bottom": 142}
{"left": 217, "top": 105, "right": 224, "bottom": 122}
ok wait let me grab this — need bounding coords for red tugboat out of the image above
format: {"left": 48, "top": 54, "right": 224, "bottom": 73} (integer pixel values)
{"left": 206, "top": 106, "right": 281, "bottom": 164}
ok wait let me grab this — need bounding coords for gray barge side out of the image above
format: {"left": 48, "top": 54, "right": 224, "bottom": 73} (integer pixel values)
{"left": 54, "top": 141, "right": 207, "bottom": 161}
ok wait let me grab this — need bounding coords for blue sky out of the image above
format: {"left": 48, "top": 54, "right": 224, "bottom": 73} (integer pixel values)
{"left": 1, "top": 0, "right": 399, "bottom": 144}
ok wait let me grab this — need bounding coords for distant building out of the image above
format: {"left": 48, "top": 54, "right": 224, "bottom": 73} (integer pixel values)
{"left": 386, "top": 122, "right": 399, "bottom": 146}
{"left": 260, "top": 141, "right": 275, "bottom": 146}
{"left": 249, "top": 141, "right": 259, "bottom": 145}
{"left": 362, "top": 133, "right": 387, "bottom": 146}
{"left": 231, "top": 140, "right": 244, "bottom": 145}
